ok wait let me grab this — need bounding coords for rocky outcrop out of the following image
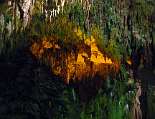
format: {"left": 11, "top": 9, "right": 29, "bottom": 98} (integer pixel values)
{"left": 30, "top": 36, "right": 120, "bottom": 83}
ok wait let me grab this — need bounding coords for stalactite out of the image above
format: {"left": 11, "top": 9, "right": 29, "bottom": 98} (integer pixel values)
{"left": 60, "top": 0, "right": 65, "bottom": 13}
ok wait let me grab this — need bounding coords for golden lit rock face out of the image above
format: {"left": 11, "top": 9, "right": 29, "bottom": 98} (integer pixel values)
{"left": 85, "top": 36, "right": 113, "bottom": 64}
{"left": 30, "top": 36, "right": 120, "bottom": 84}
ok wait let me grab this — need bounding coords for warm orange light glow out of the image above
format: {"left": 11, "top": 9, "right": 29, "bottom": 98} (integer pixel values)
{"left": 30, "top": 36, "right": 120, "bottom": 84}
{"left": 127, "top": 60, "right": 132, "bottom": 65}
{"left": 85, "top": 36, "right": 113, "bottom": 64}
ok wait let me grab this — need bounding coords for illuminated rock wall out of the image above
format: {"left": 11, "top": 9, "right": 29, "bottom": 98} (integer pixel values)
{"left": 30, "top": 36, "right": 119, "bottom": 84}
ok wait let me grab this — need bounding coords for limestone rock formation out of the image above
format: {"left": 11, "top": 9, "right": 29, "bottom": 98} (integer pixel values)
{"left": 30, "top": 36, "right": 120, "bottom": 84}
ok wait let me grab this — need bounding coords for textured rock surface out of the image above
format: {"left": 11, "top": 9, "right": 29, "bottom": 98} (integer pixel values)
{"left": 18, "top": 0, "right": 34, "bottom": 27}
{"left": 30, "top": 36, "right": 119, "bottom": 83}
